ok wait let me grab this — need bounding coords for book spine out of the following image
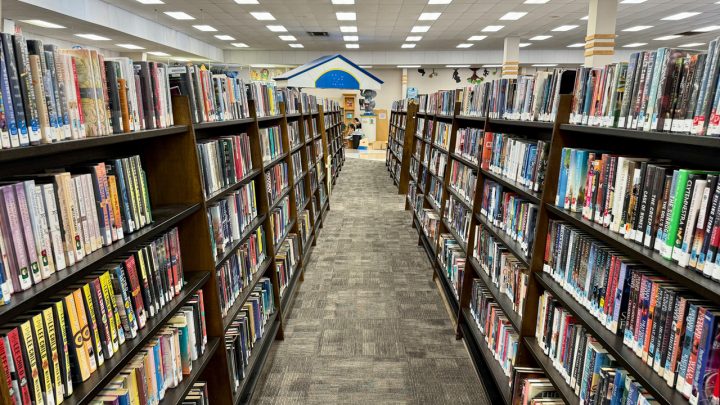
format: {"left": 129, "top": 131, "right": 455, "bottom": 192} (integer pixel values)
{"left": 52, "top": 301, "right": 72, "bottom": 396}
{"left": 63, "top": 292, "right": 91, "bottom": 381}
{"left": 12, "top": 35, "right": 40, "bottom": 144}
{"left": 41, "top": 306, "right": 63, "bottom": 403}
{"left": 18, "top": 321, "right": 43, "bottom": 404}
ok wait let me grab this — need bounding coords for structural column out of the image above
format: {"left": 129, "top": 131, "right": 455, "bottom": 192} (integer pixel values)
{"left": 401, "top": 68, "right": 408, "bottom": 98}
{"left": 584, "top": 0, "right": 617, "bottom": 67}
{"left": 502, "top": 37, "right": 520, "bottom": 78}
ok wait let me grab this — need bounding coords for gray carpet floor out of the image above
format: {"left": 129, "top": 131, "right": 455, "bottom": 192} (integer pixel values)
{"left": 251, "top": 157, "right": 488, "bottom": 404}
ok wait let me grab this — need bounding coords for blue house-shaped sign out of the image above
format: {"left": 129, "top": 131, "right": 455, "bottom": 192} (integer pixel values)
{"left": 274, "top": 54, "right": 383, "bottom": 90}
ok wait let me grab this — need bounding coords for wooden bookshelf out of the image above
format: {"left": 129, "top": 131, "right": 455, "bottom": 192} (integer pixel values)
{"left": 386, "top": 102, "right": 419, "bottom": 196}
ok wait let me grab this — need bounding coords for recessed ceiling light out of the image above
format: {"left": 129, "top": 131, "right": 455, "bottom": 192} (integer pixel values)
{"left": 345, "top": 44, "right": 359, "bottom": 49}
{"left": 397, "top": 65, "right": 421, "bottom": 68}
{"left": 694, "top": 26, "right": 720, "bottom": 32}
{"left": 411, "top": 26, "right": 431, "bottom": 33}
{"left": 482, "top": 25, "right": 504, "bottom": 32}
{"left": 406, "top": 36, "right": 423, "bottom": 41}
{"left": 623, "top": 25, "right": 653, "bottom": 32}
{"left": 532, "top": 63, "right": 558, "bottom": 67}
{"left": 620, "top": 0, "right": 646, "bottom": 3}
{"left": 401, "top": 44, "right": 416, "bottom": 48}
{"left": 267, "top": 25, "right": 288, "bottom": 32}
{"left": 519, "top": 42, "right": 531, "bottom": 47}
{"left": 680, "top": 42, "right": 705, "bottom": 47}
{"left": 279, "top": 35, "right": 297, "bottom": 41}
{"left": 234, "top": 0, "right": 259, "bottom": 3}
{"left": 359, "top": 65, "right": 372, "bottom": 68}
{"left": 552, "top": 25, "right": 578, "bottom": 31}
{"left": 482, "top": 64, "right": 503, "bottom": 67}
{"left": 20, "top": 19, "right": 66, "bottom": 29}
{"left": 75, "top": 33, "right": 111, "bottom": 41}
{"left": 654, "top": 34, "right": 683, "bottom": 40}
{"left": 623, "top": 42, "right": 647, "bottom": 47}
{"left": 419, "top": 12, "right": 442, "bottom": 20}
{"left": 662, "top": 12, "right": 700, "bottom": 20}
{"left": 332, "top": 0, "right": 355, "bottom": 3}
{"left": 447, "top": 65, "right": 470, "bottom": 68}
{"left": 524, "top": 0, "right": 549, "bottom": 3}
{"left": 250, "top": 12, "right": 275, "bottom": 20}
{"left": 193, "top": 25, "right": 217, "bottom": 32}
{"left": 343, "top": 35, "right": 359, "bottom": 41}
{"left": 172, "top": 57, "right": 191, "bottom": 62}
{"left": 530, "top": 35, "right": 552, "bottom": 40}
{"left": 137, "top": 0, "right": 164, "bottom": 3}
{"left": 215, "top": 35, "right": 235, "bottom": 40}
{"left": 340, "top": 26, "right": 358, "bottom": 33}
{"left": 580, "top": 15, "right": 588, "bottom": 20}
{"left": 468, "top": 35, "right": 487, "bottom": 41}
{"left": 164, "top": 11, "right": 195, "bottom": 20}
{"left": 289, "top": 43, "right": 304, "bottom": 48}
{"left": 500, "top": 12, "right": 527, "bottom": 20}
{"left": 232, "top": 42, "right": 249, "bottom": 47}
{"left": 147, "top": 51, "right": 170, "bottom": 56}
{"left": 567, "top": 43, "right": 585, "bottom": 47}
{"left": 116, "top": 43, "right": 145, "bottom": 49}
{"left": 457, "top": 43, "right": 473, "bottom": 48}
{"left": 336, "top": 12, "right": 357, "bottom": 21}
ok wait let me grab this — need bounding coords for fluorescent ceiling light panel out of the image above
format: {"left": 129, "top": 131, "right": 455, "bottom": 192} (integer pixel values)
{"left": 289, "top": 43, "right": 304, "bottom": 48}
{"left": 232, "top": 42, "right": 249, "bottom": 47}
{"left": 623, "top": 25, "right": 653, "bottom": 31}
{"left": 694, "top": 26, "right": 720, "bottom": 32}
{"left": 359, "top": 65, "right": 372, "bottom": 68}
{"left": 447, "top": 65, "right": 470, "bottom": 67}
{"left": 532, "top": 63, "right": 558, "bottom": 67}
{"left": 530, "top": 35, "right": 552, "bottom": 40}
{"left": 116, "top": 43, "right": 145, "bottom": 49}
{"left": 620, "top": 0, "right": 646, "bottom": 3}
{"left": 193, "top": 25, "right": 217, "bottom": 31}
{"left": 332, "top": 0, "right": 355, "bottom": 3}
{"left": 623, "top": 42, "right": 647, "bottom": 47}
{"left": 500, "top": 12, "right": 527, "bottom": 20}
{"left": 411, "top": 26, "right": 431, "bottom": 33}
{"left": 234, "top": 0, "right": 259, "bottom": 3}
{"left": 345, "top": 44, "right": 359, "bottom": 48}
{"left": 75, "top": 33, "right": 110, "bottom": 41}
{"left": 137, "top": 0, "right": 164, "bottom": 3}
{"left": 279, "top": 35, "right": 297, "bottom": 41}
{"left": 147, "top": 51, "right": 170, "bottom": 56}
{"left": 250, "top": 12, "right": 275, "bottom": 20}
{"left": 680, "top": 42, "right": 705, "bottom": 47}
{"left": 429, "top": 0, "right": 451, "bottom": 3}
{"left": 397, "top": 65, "right": 420, "bottom": 68}
{"left": 164, "top": 11, "right": 195, "bottom": 20}
{"left": 552, "top": 25, "right": 578, "bottom": 31}
{"left": 406, "top": 36, "right": 422, "bottom": 41}
{"left": 343, "top": 35, "right": 359, "bottom": 41}
{"left": 662, "top": 12, "right": 700, "bottom": 20}
{"left": 654, "top": 34, "right": 683, "bottom": 40}
{"left": 419, "top": 12, "right": 442, "bottom": 20}
{"left": 456, "top": 43, "right": 473, "bottom": 48}
{"left": 20, "top": 20, "right": 66, "bottom": 28}
{"left": 581, "top": 15, "right": 588, "bottom": 20}
{"left": 524, "top": 0, "right": 549, "bottom": 3}
{"left": 172, "top": 57, "right": 190, "bottom": 61}
{"left": 340, "top": 26, "right": 357, "bottom": 32}
{"left": 401, "top": 44, "right": 416, "bottom": 48}
{"left": 567, "top": 43, "right": 585, "bottom": 47}
{"left": 336, "top": 12, "right": 357, "bottom": 20}
{"left": 482, "top": 64, "right": 502, "bottom": 67}
{"left": 215, "top": 35, "right": 235, "bottom": 40}
{"left": 519, "top": 42, "right": 531, "bottom": 47}
{"left": 267, "top": 25, "right": 288, "bottom": 32}
{"left": 468, "top": 35, "right": 487, "bottom": 41}
{"left": 482, "top": 25, "right": 504, "bottom": 32}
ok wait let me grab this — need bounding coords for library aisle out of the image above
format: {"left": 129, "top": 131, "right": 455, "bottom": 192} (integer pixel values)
{"left": 252, "top": 158, "right": 488, "bottom": 404}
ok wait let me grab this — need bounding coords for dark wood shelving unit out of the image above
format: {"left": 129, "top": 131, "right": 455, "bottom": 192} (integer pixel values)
{"left": 162, "top": 337, "right": 221, "bottom": 405}
{"left": 205, "top": 168, "right": 262, "bottom": 205}
{"left": 221, "top": 259, "right": 274, "bottom": 331}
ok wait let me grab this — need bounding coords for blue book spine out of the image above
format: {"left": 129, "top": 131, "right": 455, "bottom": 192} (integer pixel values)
{"left": 556, "top": 148, "right": 570, "bottom": 208}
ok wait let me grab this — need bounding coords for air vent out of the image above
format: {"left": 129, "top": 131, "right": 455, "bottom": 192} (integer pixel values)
{"left": 675, "top": 31, "right": 701, "bottom": 36}
{"left": 307, "top": 31, "right": 329, "bottom": 37}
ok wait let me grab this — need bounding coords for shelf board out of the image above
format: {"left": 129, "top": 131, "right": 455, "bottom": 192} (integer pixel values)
{"left": 433, "top": 255, "right": 460, "bottom": 316}
{"left": 0, "top": 125, "right": 189, "bottom": 163}
{"left": 64, "top": 272, "right": 210, "bottom": 405}
{"left": 294, "top": 171, "right": 307, "bottom": 187}
{"left": 162, "top": 337, "right": 220, "bottom": 405}
{"left": 414, "top": 133, "right": 424, "bottom": 141}
{"left": 460, "top": 308, "right": 512, "bottom": 404}
{"left": 534, "top": 271, "right": 688, "bottom": 405}
{"left": 215, "top": 214, "right": 267, "bottom": 268}
{"left": 446, "top": 186, "right": 474, "bottom": 211}
{"left": 290, "top": 142, "right": 304, "bottom": 154}
{"left": 488, "top": 118, "right": 554, "bottom": 130}
{"left": 194, "top": 118, "right": 254, "bottom": 131}
{"left": 449, "top": 152, "right": 479, "bottom": 171}
{"left": 560, "top": 124, "right": 720, "bottom": 149}
{"left": 441, "top": 218, "right": 468, "bottom": 254}
{"left": 425, "top": 194, "right": 441, "bottom": 214}
{"left": 233, "top": 311, "right": 280, "bottom": 405}
{"left": 262, "top": 152, "right": 289, "bottom": 170}
{"left": 480, "top": 168, "right": 541, "bottom": 204}
{"left": 268, "top": 186, "right": 292, "bottom": 212}
{"left": 475, "top": 213, "right": 531, "bottom": 268}
{"left": 432, "top": 144, "right": 449, "bottom": 154}
{"left": 545, "top": 204, "right": 720, "bottom": 303}
{"left": 414, "top": 215, "right": 438, "bottom": 263}
{"left": 299, "top": 195, "right": 312, "bottom": 212}
{"left": 286, "top": 112, "right": 301, "bottom": 118}
{"left": 0, "top": 204, "right": 200, "bottom": 324}
{"left": 222, "top": 258, "right": 273, "bottom": 330}
{"left": 205, "top": 169, "right": 262, "bottom": 205}
{"left": 257, "top": 114, "right": 283, "bottom": 123}
{"left": 523, "top": 337, "right": 580, "bottom": 405}
{"left": 280, "top": 262, "right": 302, "bottom": 318}
{"left": 436, "top": 114, "right": 454, "bottom": 121}
{"left": 455, "top": 115, "right": 486, "bottom": 125}
{"left": 468, "top": 257, "right": 522, "bottom": 333}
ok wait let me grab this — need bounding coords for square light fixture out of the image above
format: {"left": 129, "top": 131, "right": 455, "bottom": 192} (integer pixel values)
{"left": 20, "top": 19, "right": 66, "bottom": 28}
{"left": 679, "top": 42, "right": 705, "bottom": 47}
{"left": 267, "top": 25, "right": 288, "bottom": 32}
{"left": 694, "top": 26, "right": 720, "bottom": 32}
{"left": 75, "top": 33, "right": 111, "bottom": 41}
{"left": 532, "top": 63, "right": 558, "bottom": 67}
{"left": 567, "top": 43, "right": 585, "bottom": 47}
{"left": 232, "top": 42, "right": 249, "bottom": 47}
{"left": 336, "top": 12, "right": 357, "bottom": 20}
{"left": 530, "top": 35, "right": 552, "bottom": 40}
{"left": 172, "top": 57, "right": 191, "bottom": 62}
{"left": 580, "top": 15, "right": 588, "bottom": 20}
{"left": 116, "top": 43, "right": 145, "bottom": 49}
{"left": 332, "top": 0, "right": 355, "bottom": 3}
{"left": 343, "top": 35, "right": 359, "bottom": 41}
{"left": 623, "top": 42, "right": 647, "bottom": 47}
{"left": 148, "top": 51, "right": 170, "bottom": 56}
{"left": 340, "top": 26, "right": 358, "bottom": 33}
{"left": 250, "top": 12, "right": 275, "bottom": 20}
{"left": 623, "top": 25, "right": 653, "bottom": 31}
{"left": 401, "top": 44, "right": 416, "bottom": 48}
{"left": 419, "top": 12, "right": 442, "bottom": 20}
{"left": 662, "top": 12, "right": 700, "bottom": 20}
{"left": 620, "top": 0, "right": 647, "bottom": 3}
{"left": 406, "top": 36, "right": 422, "bottom": 41}
{"left": 359, "top": 65, "right": 373, "bottom": 68}
{"left": 234, "top": 0, "right": 259, "bottom": 3}
{"left": 468, "top": 35, "right": 487, "bottom": 41}
{"left": 654, "top": 35, "right": 683, "bottom": 40}
{"left": 164, "top": 11, "right": 195, "bottom": 20}
{"left": 289, "top": 43, "right": 304, "bottom": 48}
{"left": 215, "top": 35, "right": 235, "bottom": 40}
{"left": 411, "top": 26, "right": 431, "bottom": 33}
{"left": 193, "top": 25, "right": 217, "bottom": 31}
{"left": 500, "top": 12, "right": 527, "bottom": 20}
{"left": 137, "top": 0, "right": 164, "bottom": 3}
{"left": 457, "top": 43, "right": 473, "bottom": 48}
{"left": 482, "top": 64, "right": 502, "bottom": 67}
{"left": 482, "top": 25, "right": 504, "bottom": 32}
{"left": 552, "top": 25, "right": 578, "bottom": 31}
{"left": 519, "top": 42, "right": 531, "bottom": 47}
{"left": 524, "top": 0, "right": 550, "bottom": 3}
{"left": 397, "top": 65, "right": 421, "bottom": 68}
{"left": 346, "top": 43, "right": 359, "bottom": 48}
{"left": 428, "top": 0, "right": 451, "bottom": 3}
{"left": 279, "top": 35, "right": 297, "bottom": 41}
{"left": 447, "top": 64, "right": 470, "bottom": 68}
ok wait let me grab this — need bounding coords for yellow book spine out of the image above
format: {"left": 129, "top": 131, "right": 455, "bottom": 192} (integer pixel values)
{"left": 82, "top": 283, "right": 105, "bottom": 366}
{"left": 20, "top": 320, "right": 44, "bottom": 405}
{"left": 63, "top": 293, "right": 91, "bottom": 381}
{"left": 72, "top": 288, "right": 97, "bottom": 373}
{"left": 100, "top": 272, "right": 122, "bottom": 348}
{"left": 31, "top": 313, "right": 54, "bottom": 405}
{"left": 42, "top": 307, "right": 64, "bottom": 403}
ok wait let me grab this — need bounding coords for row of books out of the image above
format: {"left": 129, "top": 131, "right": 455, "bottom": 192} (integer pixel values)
{"left": 418, "top": 208, "right": 441, "bottom": 244}
{"left": 536, "top": 291, "right": 661, "bottom": 404}
{"left": 279, "top": 88, "right": 301, "bottom": 114}
{"left": 276, "top": 233, "right": 300, "bottom": 298}
{"left": 314, "top": 139, "right": 323, "bottom": 161}
{"left": 511, "top": 369, "right": 562, "bottom": 405}
{"left": 226, "top": 277, "right": 275, "bottom": 392}
{"left": 424, "top": 119, "right": 434, "bottom": 142}
{"left": 196, "top": 133, "right": 253, "bottom": 198}
{"left": 0, "top": 227, "right": 184, "bottom": 403}
{"left": 392, "top": 111, "right": 407, "bottom": 128}
{"left": 438, "top": 234, "right": 464, "bottom": 297}
{"left": 410, "top": 157, "right": 420, "bottom": 181}
{"left": 302, "top": 94, "right": 318, "bottom": 114}
{"left": 483, "top": 132, "right": 549, "bottom": 193}
{"left": 429, "top": 149, "right": 447, "bottom": 178}
{"left": 180, "top": 382, "right": 209, "bottom": 405}
{"left": 473, "top": 224, "right": 528, "bottom": 318}
{"left": 448, "top": 159, "right": 476, "bottom": 205}
{"left": 247, "top": 82, "right": 279, "bottom": 118}
{"left": 413, "top": 140, "right": 422, "bottom": 161}
{"left": 294, "top": 183, "right": 307, "bottom": 210}
{"left": 480, "top": 180, "right": 538, "bottom": 258}
{"left": 305, "top": 117, "right": 318, "bottom": 138}
{"left": 291, "top": 151, "right": 303, "bottom": 179}
{"left": 543, "top": 218, "right": 720, "bottom": 401}
{"left": 391, "top": 99, "right": 408, "bottom": 112}
{"left": 428, "top": 176, "right": 443, "bottom": 209}
{"left": 323, "top": 112, "right": 340, "bottom": 129}
{"left": 170, "top": 65, "right": 249, "bottom": 125}
{"left": 217, "top": 226, "right": 267, "bottom": 319}
{"left": 319, "top": 98, "right": 339, "bottom": 113}
{"left": 454, "top": 127, "right": 483, "bottom": 165}
{"left": 318, "top": 183, "right": 328, "bottom": 207}
{"left": 207, "top": 181, "right": 259, "bottom": 259}
{"left": 265, "top": 162, "right": 289, "bottom": 207}
{"left": 269, "top": 196, "right": 291, "bottom": 246}
{"left": 0, "top": 155, "right": 152, "bottom": 301}
{"left": 259, "top": 125, "right": 283, "bottom": 164}
{"left": 88, "top": 289, "right": 207, "bottom": 405}
{"left": 288, "top": 121, "right": 301, "bottom": 149}
{"left": 298, "top": 210, "right": 311, "bottom": 245}
{"left": 434, "top": 121, "right": 451, "bottom": 151}
{"left": 555, "top": 147, "right": 720, "bottom": 279}
{"left": 416, "top": 117, "right": 425, "bottom": 137}
{"left": 444, "top": 195, "right": 472, "bottom": 245}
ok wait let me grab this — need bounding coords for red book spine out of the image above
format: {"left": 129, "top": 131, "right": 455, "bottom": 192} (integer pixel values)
{"left": 7, "top": 329, "right": 31, "bottom": 404}
{"left": 71, "top": 58, "right": 84, "bottom": 127}
{"left": 123, "top": 256, "right": 146, "bottom": 329}
{"left": 0, "top": 335, "right": 17, "bottom": 405}
{"left": 481, "top": 132, "right": 493, "bottom": 171}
